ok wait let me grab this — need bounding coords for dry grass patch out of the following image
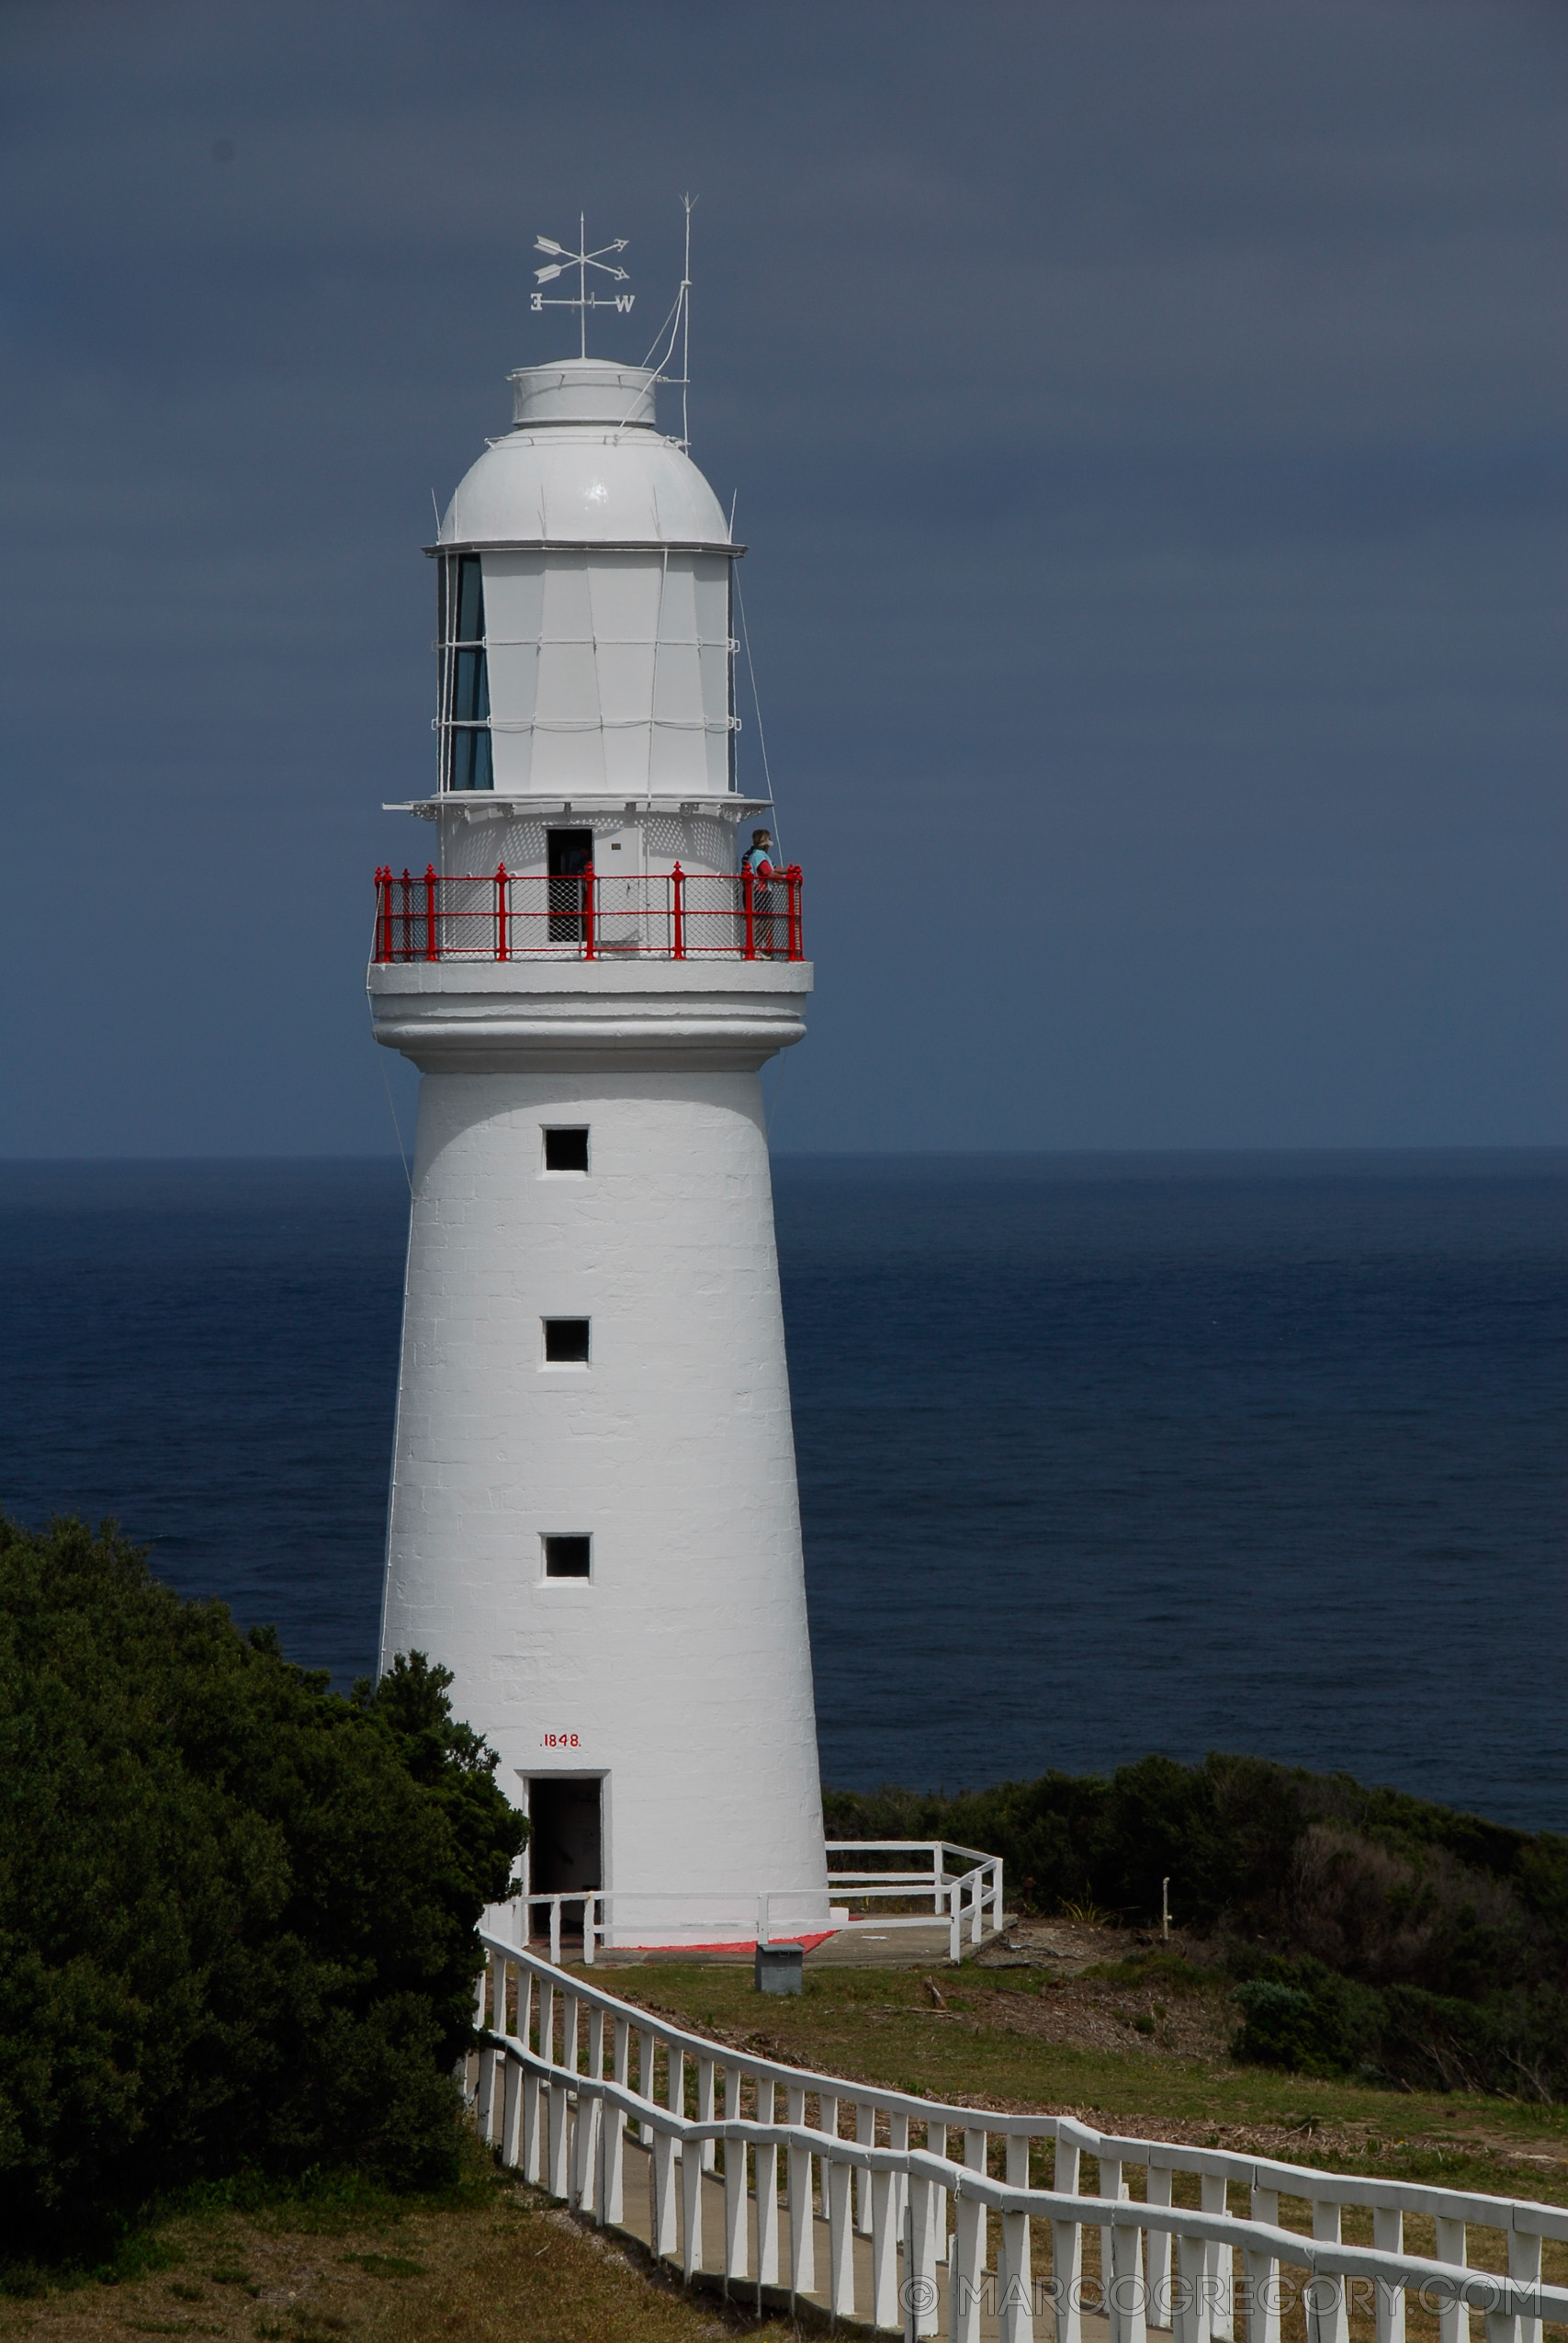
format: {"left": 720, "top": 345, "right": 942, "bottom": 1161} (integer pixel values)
{"left": 0, "top": 2177, "right": 795, "bottom": 2343}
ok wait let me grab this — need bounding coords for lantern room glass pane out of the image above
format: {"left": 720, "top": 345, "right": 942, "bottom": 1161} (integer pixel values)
{"left": 441, "top": 554, "right": 492, "bottom": 792}
{"left": 450, "top": 729, "right": 492, "bottom": 792}
{"left": 455, "top": 554, "right": 485, "bottom": 642}
{"left": 453, "top": 646, "right": 490, "bottom": 723}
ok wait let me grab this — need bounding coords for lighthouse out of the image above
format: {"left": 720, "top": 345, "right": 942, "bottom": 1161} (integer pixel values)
{"left": 369, "top": 245, "right": 829, "bottom": 1949}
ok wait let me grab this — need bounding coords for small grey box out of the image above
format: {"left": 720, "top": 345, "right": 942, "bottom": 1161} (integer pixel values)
{"left": 754, "top": 1941, "right": 804, "bottom": 1995}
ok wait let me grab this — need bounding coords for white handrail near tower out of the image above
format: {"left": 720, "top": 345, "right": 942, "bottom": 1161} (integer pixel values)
{"left": 503, "top": 1838, "right": 1006, "bottom": 1966}
{"left": 469, "top": 1930, "right": 1568, "bottom": 2341}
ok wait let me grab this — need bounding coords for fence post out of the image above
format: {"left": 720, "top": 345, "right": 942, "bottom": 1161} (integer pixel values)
{"left": 1206, "top": 2175, "right": 1236, "bottom": 2343}
{"left": 582, "top": 864, "right": 596, "bottom": 960}
{"left": 1053, "top": 2137, "right": 1084, "bottom": 2343}
{"left": 1310, "top": 2201, "right": 1348, "bottom": 2343}
{"left": 638, "top": 2030, "right": 656, "bottom": 2145}
{"left": 547, "top": 2075, "right": 570, "bottom": 2198}
{"left": 523, "top": 2070, "right": 543, "bottom": 2183}
{"left": 653, "top": 2123, "right": 679, "bottom": 2260}
{"left": 423, "top": 863, "right": 438, "bottom": 961}
{"left": 1111, "top": 2200, "right": 1149, "bottom": 2343}
{"left": 1508, "top": 2229, "right": 1542, "bottom": 2343}
{"left": 374, "top": 868, "right": 388, "bottom": 962}
{"left": 1001, "top": 2133, "right": 1032, "bottom": 2339}
{"left": 755, "top": 2077, "right": 780, "bottom": 2285}
{"left": 828, "top": 2154, "right": 855, "bottom": 2315}
{"left": 1176, "top": 2234, "right": 1206, "bottom": 2343}
{"left": 1251, "top": 2186, "right": 1283, "bottom": 2343}
{"left": 1435, "top": 2217, "right": 1471, "bottom": 2343}
{"left": 952, "top": 2168, "right": 987, "bottom": 2343}
{"left": 787, "top": 2085, "right": 814, "bottom": 2298}
{"left": 604, "top": 2020, "right": 628, "bottom": 2224}
{"left": 697, "top": 2056, "right": 716, "bottom": 2174}
{"left": 742, "top": 863, "right": 755, "bottom": 958}
{"left": 501, "top": 2053, "right": 523, "bottom": 2168}
{"left": 1147, "top": 2165, "right": 1174, "bottom": 2327}
{"left": 671, "top": 862, "right": 685, "bottom": 959}
{"left": 724, "top": 2108, "right": 749, "bottom": 2282}
{"left": 854, "top": 2101, "right": 874, "bottom": 2234}
{"left": 495, "top": 861, "right": 508, "bottom": 961}
{"left": 788, "top": 866, "right": 802, "bottom": 959}
{"left": 682, "top": 2122, "right": 705, "bottom": 2280}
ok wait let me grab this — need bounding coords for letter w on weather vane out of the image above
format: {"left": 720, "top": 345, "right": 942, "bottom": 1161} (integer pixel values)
{"left": 531, "top": 216, "right": 636, "bottom": 356}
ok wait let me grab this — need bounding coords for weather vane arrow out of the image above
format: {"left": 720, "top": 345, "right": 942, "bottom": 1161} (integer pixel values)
{"left": 531, "top": 214, "right": 635, "bottom": 356}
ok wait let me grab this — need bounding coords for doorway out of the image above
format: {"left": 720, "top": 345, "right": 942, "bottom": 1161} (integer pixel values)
{"left": 547, "top": 828, "right": 592, "bottom": 943}
{"left": 526, "top": 1775, "right": 603, "bottom": 1940}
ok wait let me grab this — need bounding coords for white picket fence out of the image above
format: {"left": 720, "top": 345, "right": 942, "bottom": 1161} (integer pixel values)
{"left": 470, "top": 1929, "right": 1568, "bottom": 2341}
{"left": 516, "top": 1839, "right": 1006, "bottom": 1966}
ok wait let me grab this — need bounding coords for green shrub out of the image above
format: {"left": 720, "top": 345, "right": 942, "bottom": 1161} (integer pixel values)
{"left": 0, "top": 1513, "right": 526, "bottom": 2260}
{"left": 1225, "top": 1952, "right": 1567, "bottom": 2099}
{"left": 1227, "top": 1961, "right": 1387, "bottom": 2078}
{"left": 1231, "top": 1980, "right": 1327, "bottom": 2070}
{"left": 824, "top": 1753, "right": 1568, "bottom": 2100}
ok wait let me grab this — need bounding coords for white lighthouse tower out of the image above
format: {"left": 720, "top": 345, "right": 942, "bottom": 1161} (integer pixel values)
{"left": 370, "top": 238, "right": 829, "bottom": 1948}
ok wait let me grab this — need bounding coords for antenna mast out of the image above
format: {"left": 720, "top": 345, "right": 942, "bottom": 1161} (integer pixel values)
{"left": 680, "top": 193, "right": 694, "bottom": 449}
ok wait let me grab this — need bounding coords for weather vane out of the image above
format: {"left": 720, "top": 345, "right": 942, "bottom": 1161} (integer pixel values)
{"left": 531, "top": 215, "right": 635, "bottom": 357}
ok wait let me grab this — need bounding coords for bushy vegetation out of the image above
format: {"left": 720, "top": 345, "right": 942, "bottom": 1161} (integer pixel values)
{"left": 0, "top": 1513, "right": 527, "bottom": 2262}
{"left": 825, "top": 1754, "right": 1568, "bottom": 2099}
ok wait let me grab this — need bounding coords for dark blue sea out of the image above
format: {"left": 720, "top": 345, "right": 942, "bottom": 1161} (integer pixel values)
{"left": 1, "top": 1153, "right": 1562, "bottom": 1834}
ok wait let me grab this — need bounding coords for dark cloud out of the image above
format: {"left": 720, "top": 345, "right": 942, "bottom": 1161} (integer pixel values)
{"left": 0, "top": 0, "right": 1561, "bottom": 1150}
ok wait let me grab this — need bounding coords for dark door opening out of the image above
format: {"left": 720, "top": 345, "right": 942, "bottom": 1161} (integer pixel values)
{"left": 547, "top": 828, "right": 592, "bottom": 942}
{"left": 527, "top": 1776, "right": 602, "bottom": 1939}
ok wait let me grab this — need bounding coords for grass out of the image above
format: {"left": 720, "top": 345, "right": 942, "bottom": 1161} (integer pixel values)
{"left": 594, "top": 1957, "right": 1568, "bottom": 2195}
{"left": 0, "top": 2142, "right": 794, "bottom": 2343}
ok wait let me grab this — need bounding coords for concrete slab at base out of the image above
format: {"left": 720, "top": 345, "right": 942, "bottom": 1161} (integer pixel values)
{"left": 591, "top": 1915, "right": 1015, "bottom": 1969}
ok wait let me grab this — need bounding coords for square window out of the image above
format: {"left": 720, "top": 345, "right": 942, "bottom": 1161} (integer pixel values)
{"left": 544, "top": 1126, "right": 590, "bottom": 1173}
{"left": 543, "top": 1318, "right": 590, "bottom": 1364}
{"left": 542, "top": 1534, "right": 592, "bottom": 1579}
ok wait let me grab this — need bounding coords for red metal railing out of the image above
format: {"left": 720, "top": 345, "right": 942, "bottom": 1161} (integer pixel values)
{"left": 371, "top": 863, "right": 803, "bottom": 965}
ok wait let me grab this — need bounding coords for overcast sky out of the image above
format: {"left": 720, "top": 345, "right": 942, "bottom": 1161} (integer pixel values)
{"left": 1, "top": 0, "right": 1562, "bottom": 1154}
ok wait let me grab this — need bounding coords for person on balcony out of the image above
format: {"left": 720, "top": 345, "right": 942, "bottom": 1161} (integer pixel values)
{"left": 741, "top": 828, "right": 781, "bottom": 956}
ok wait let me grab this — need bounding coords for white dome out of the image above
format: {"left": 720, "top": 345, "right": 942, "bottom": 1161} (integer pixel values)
{"left": 438, "top": 359, "right": 731, "bottom": 549}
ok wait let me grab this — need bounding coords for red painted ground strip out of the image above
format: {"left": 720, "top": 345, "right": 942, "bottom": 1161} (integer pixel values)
{"left": 611, "top": 1930, "right": 838, "bottom": 1956}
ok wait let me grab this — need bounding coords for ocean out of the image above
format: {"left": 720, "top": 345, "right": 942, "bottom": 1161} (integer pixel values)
{"left": 1, "top": 1151, "right": 1562, "bottom": 1833}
